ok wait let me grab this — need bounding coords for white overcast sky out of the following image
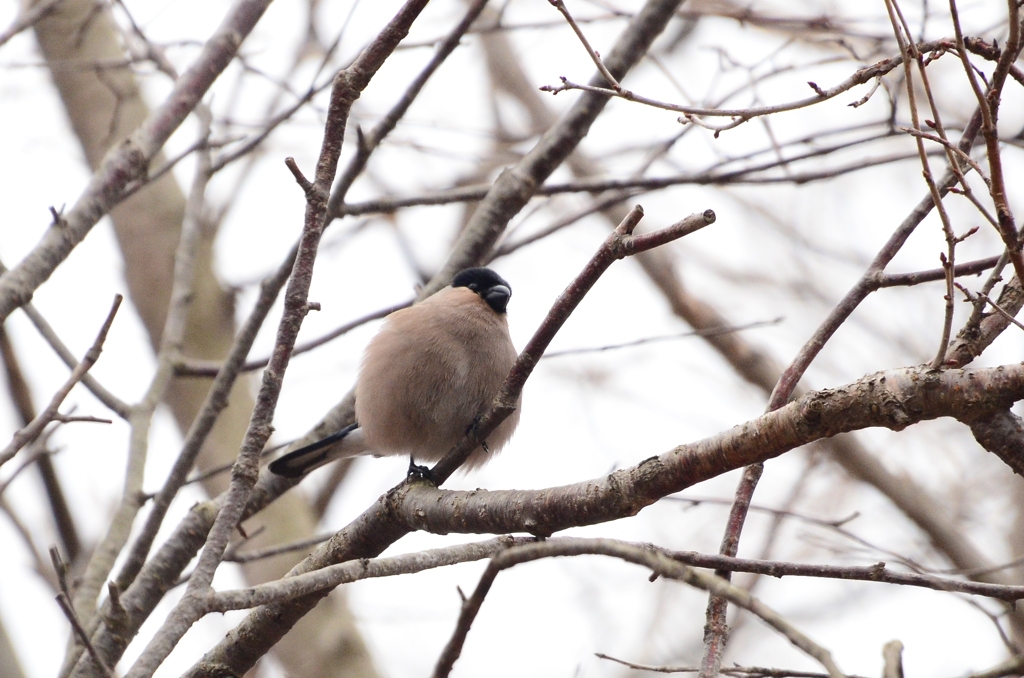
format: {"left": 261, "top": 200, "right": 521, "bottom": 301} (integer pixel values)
{"left": 2, "top": 1, "right": 1023, "bottom": 677}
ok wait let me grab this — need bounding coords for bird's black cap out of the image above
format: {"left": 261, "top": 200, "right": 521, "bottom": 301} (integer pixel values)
{"left": 452, "top": 267, "right": 512, "bottom": 314}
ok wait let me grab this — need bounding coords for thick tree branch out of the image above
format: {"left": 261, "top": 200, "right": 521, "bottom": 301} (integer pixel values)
{"left": 393, "top": 365, "right": 1024, "bottom": 537}
{"left": 180, "top": 361, "right": 1023, "bottom": 678}
{"left": 964, "top": 409, "right": 1024, "bottom": 478}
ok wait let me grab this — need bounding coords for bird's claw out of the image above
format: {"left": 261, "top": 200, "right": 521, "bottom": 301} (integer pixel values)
{"left": 467, "top": 416, "right": 492, "bottom": 454}
{"left": 407, "top": 457, "right": 433, "bottom": 482}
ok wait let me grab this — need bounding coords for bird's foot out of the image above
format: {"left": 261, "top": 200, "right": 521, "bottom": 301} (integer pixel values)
{"left": 407, "top": 456, "right": 432, "bottom": 481}
{"left": 466, "top": 417, "right": 491, "bottom": 454}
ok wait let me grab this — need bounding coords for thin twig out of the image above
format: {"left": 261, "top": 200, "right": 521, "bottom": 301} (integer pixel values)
{"left": 0, "top": 432, "right": 65, "bottom": 500}
{"left": 882, "top": 0, "right": 961, "bottom": 369}
{"left": 209, "top": 5, "right": 353, "bottom": 174}
{"left": 542, "top": 318, "right": 782, "bottom": 358}
{"left": 49, "top": 547, "right": 71, "bottom": 600}
{"left": 491, "top": 190, "right": 642, "bottom": 259}
{"left": 431, "top": 539, "right": 847, "bottom": 678}
{"left": 335, "top": 145, "right": 932, "bottom": 217}
{"left": 898, "top": 127, "right": 991, "bottom": 189}
{"left": 173, "top": 300, "right": 410, "bottom": 377}
{"left": 538, "top": 39, "right": 961, "bottom": 125}
{"left": 0, "top": 326, "right": 81, "bottom": 560}
{"left": 0, "top": 0, "right": 66, "bottom": 49}
{"left": 56, "top": 593, "right": 113, "bottom": 678}
{"left": 955, "top": 283, "right": 1024, "bottom": 333}
{"left": 0, "top": 0, "right": 276, "bottom": 324}
{"left": 876, "top": 256, "right": 1000, "bottom": 287}
{"left": 0, "top": 296, "right": 121, "bottom": 468}
{"left": 166, "top": 441, "right": 289, "bottom": 494}
{"left": 209, "top": 536, "right": 534, "bottom": 610}
{"left": 429, "top": 206, "right": 715, "bottom": 482}
{"left": 326, "top": 0, "right": 491, "bottom": 216}
{"left": 660, "top": 546, "right": 1024, "bottom": 601}
{"left": 548, "top": 0, "right": 623, "bottom": 90}
{"left": 0, "top": 498, "right": 56, "bottom": 592}
{"left": 224, "top": 531, "right": 336, "bottom": 563}
{"left": 0, "top": 259, "right": 131, "bottom": 419}
{"left": 121, "top": 5, "right": 433, "bottom": 677}
{"left": 949, "top": 0, "right": 1024, "bottom": 286}
{"left": 597, "top": 653, "right": 872, "bottom": 677}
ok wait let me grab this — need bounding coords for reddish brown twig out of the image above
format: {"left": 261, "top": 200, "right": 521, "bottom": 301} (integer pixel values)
{"left": 547, "top": 0, "right": 624, "bottom": 92}
{"left": 701, "top": 97, "right": 986, "bottom": 677}
{"left": 949, "top": 0, "right": 1024, "bottom": 287}
{"left": 430, "top": 206, "right": 715, "bottom": 483}
{"left": 876, "top": 256, "right": 1000, "bottom": 288}
{"left": 881, "top": 0, "right": 961, "bottom": 368}
{"left": 699, "top": 462, "right": 763, "bottom": 676}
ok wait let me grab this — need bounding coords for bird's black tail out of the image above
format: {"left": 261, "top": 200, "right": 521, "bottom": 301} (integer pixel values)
{"left": 268, "top": 423, "right": 360, "bottom": 478}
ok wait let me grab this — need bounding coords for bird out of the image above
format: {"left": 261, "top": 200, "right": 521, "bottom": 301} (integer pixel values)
{"left": 268, "top": 267, "right": 521, "bottom": 478}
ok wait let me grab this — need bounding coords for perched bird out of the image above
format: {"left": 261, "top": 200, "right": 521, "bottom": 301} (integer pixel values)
{"left": 269, "top": 267, "right": 520, "bottom": 478}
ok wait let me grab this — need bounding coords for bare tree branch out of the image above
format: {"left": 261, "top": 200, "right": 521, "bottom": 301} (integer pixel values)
{"left": 432, "top": 539, "right": 847, "bottom": 678}
{"left": 420, "top": 0, "right": 687, "bottom": 297}
{"left": 431, "top": 206, "right": 714, "bottom": 482}
{"left": 0, "top": 0, "right": 275, "bottom": 323}
{"left": 965, "top": 410, "right": 1024, "bottom": 478}
{"left": 0, "top": 325, "right": 81, "bottom": 561}
{"left": 120, "top": 4, "right": 432, "bottom": 677}
{"left": 0, "top": 295, "right": 121, "bottom": 468}
{"left": 0, "top": 0, "right": 65, "bottom": 49}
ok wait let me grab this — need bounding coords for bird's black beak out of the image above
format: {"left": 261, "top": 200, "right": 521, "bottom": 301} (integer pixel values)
{"left": 482, "top": 284, "right": 511, "bottom": 313}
